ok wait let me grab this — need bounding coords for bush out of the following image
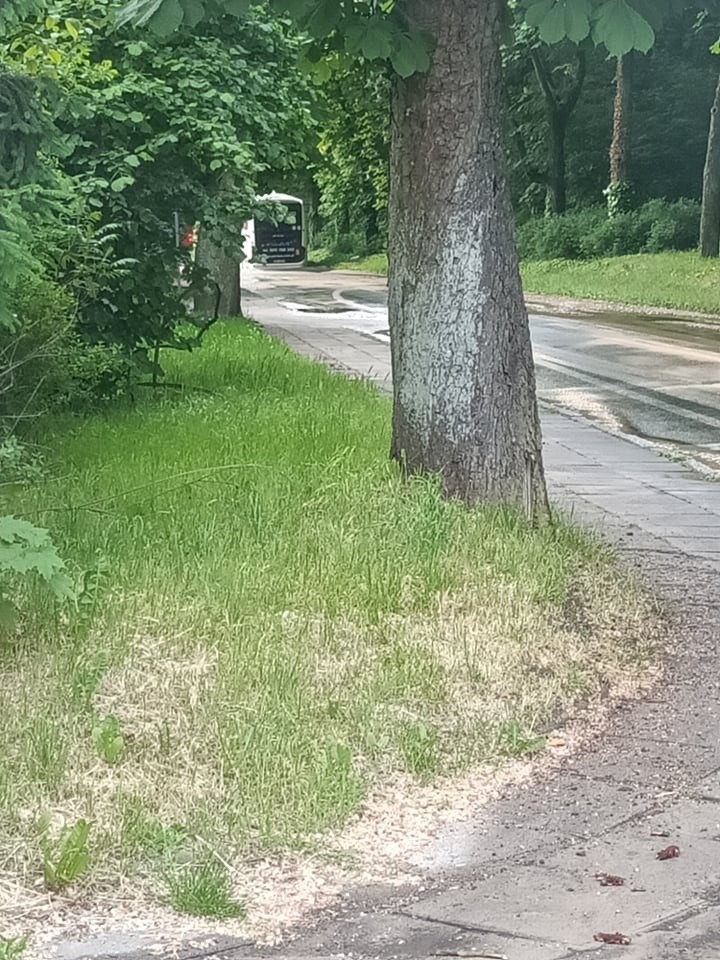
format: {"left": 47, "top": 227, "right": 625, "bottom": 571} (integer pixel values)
{"left": 517, "top": 199, "right": 701, "bottom": 261}
{"left": 0, "top": 275, "right": 130, "bottom": 433}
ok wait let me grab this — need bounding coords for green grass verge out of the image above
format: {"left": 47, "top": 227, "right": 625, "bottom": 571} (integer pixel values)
{"left": 311, "top": 249, "right": 720, "bottom": 316}
{"left": 1, "top": 322, "right": 654, "bottom": 918}
{"left": 308, "top": 247, "right": 389, "bottom": 275}
{"left": 522, "top": 251, "right": 720, "bottom": 315}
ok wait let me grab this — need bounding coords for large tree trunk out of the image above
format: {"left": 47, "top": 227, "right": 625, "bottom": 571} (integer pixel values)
{"left": 194, "top": 232, "right": 241, "bottom": 317}
{"left": 608, "top": 53, "right": 634, "bottom": 215}
{"left": 389, "top": 0, "right": 547, "bottom": 514}
{"left": 700, "top": 71, "right": 720, "bottom": 259}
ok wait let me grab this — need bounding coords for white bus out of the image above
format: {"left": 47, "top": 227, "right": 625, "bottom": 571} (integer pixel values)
{"left": 243, "top": 192, "right": 306, "bottom": 267}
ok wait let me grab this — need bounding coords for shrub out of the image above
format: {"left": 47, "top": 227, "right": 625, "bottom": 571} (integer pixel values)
{"left": 517, "top": 199, "right": 701, "bottom": 262}
{"left": 0, "top": 275, "right": 130, "bottom": 433}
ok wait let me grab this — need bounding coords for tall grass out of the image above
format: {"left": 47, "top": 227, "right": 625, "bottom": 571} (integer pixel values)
{"left": 0, "top": 322, "right": 654, "bottom": 909}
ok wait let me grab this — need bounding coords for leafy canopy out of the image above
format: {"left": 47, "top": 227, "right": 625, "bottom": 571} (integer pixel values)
{"left": 522, "top": 0, "right": 687, "bottom": 55}
{"left": 116, "top": 0, "right": 684, "bottom": 70}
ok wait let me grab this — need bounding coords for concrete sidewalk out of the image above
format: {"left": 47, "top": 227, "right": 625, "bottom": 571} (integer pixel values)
{"left": 237, "top": 290, "right": 720, "bottom": 960}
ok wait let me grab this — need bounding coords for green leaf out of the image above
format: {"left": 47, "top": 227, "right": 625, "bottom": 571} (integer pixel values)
{"left": 147, "top": 0, "right": 185, "bottom": 35}
{"left": 180, "top": 0, "right": 205, "bottom": 26}
{"left": 110, "top": 175, "right": 135, "bottom": 192}
{"left": 126, "top": 42, "right": 144, "bottom": 56}
{"left": 524, "top": 0, "right": 555, "bottom": 29}
{"left": 128, "top": 110, "right": 145, "bottom": 123}
{"left": 344, "top": 15, "right": 394, "bottom": 61}
{"left": 125, "top": 154, "right": 141, "bottom": 167}
{"left": 304, "top": 0, "right": 342, "bottom": 39}
{"left": 538, "top": 1, "right": 569, "bottom": 44}
{"left": 592, "top": 0, "right": 655, "bottom": 55}
{"left": 564, "top": 0, "right": 592, "bottom": 43}
{"left": 390, "top": 32, "right": 431, "bottom": 78}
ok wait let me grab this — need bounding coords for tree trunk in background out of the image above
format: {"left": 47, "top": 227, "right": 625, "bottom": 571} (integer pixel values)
{"left": 700, "top": 72, "right": 720, "bottom": 258}
{"left": 530, "top": 47, "right": 586, "bottom": 216}
{"left": 389, "top": 0, "right": 547, "bottom": 514}
{"left": 608, "top": 53, "right": 634, "bottom": 215}
{"left": 547, "top": 111, "right": 568, "bottom": 214}
{"left": 194, "top": 232, "right": 241, "bottom": 317}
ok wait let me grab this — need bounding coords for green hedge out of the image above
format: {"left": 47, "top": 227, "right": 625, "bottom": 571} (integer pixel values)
{"left": 517, "top": 200, "right": 700, "bottom": 261}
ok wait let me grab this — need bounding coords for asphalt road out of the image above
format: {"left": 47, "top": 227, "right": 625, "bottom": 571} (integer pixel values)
{"left": 244, "top": 265, "right": 720, "bottom": 476}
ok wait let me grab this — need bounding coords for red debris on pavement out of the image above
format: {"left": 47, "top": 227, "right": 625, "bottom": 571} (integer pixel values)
{"left": 595, "top": 873, "right": 625, "bottom": 886}
{"left": 656, "top": 845, "right": 681, "bottom": 860}
{"left": 594, "top": 932, "right": 631, "bottom": 945}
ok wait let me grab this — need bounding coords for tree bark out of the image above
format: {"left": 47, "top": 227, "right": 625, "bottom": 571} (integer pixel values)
{"left": 389, "top": 0, "right": 547, "bottom": 514}
{"left": 530, "top": 47, "right": 586, "bottom": 216}
{"left": 700, "top": 71, "right": 720, "bottom": 259}
{"left": 608, "top": 52, "right": 634, "bottom": 212}
{"left": 193, "top": 232, "right": 241, "bottom": 317}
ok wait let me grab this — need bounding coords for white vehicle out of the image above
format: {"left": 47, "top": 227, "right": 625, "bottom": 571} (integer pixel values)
{"left": 243, "top": 192, "right": 306, "bottom": 268}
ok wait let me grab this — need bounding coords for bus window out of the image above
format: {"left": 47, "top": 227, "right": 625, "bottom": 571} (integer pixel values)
{"left": 253, "top": 197, "right": 305, "bottom": 266}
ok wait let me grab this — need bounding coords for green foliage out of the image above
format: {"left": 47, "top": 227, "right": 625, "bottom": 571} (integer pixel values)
{"left": 314, "top": 64, "right": 388, "bottom": 253}
{"left": 163, "top": 860, "right": 245, "bottom": 919}
{"left": 55, "top": 5, "right": 314, "bottom": 371}
{"left": 119, "top": 0, "right": 431, "bottom": 77}
{"left": 517, "top": 199, "right": 701, "bottom": 260}
{"left": 0, "top": 516, "right": 72, "bottom": 600}
{"left": 522, "top": 0, "right": 686, "bottom": 55}
{"left": 605, "top": 178, "right": 635, "bottom": 217}
{"left": 39, "top": 817, "right": 91, "bottom": 891}
{"left": 0, "top": 437, "right": 44, "bottom": 485}
{"left": 92, "top": 715, "right": 125, "bottom": 764}
{"left": 0, "top": 511, "right": 71, "bottom": 638}
{"left": 0, "top": 939, "right": 27, "bottom": 960}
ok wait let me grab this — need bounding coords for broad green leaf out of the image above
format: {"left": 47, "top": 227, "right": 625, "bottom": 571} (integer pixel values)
{"left": 391, "top": 31, "right": 431, "bottom": 78}
{"left": 0, "top": 516, "right": 49, "bottom": 548}
{"left": 524, "top": 0, "right": 555, "bottom": 29}
{"left": 538, "top": 2, "right": 569, "bottom": 44}
{"left": 564, "top": 0, "right": 592, "bottom": 43}
{"left": 147, "top": 0, "right": 184, "bottom": 35}
{"left": 110, "top": 175, "right": 135, "bottom": 192}
{"left": 180, "top": 0, "right": 205, "bottom": 26}
{"left": 304, "top": 0, "right": 342, "bottom": 39}
{"left": 344, "top": 15, "right": 394, "bottom": 61}
{"left": 128, "top": 110, "right": 144, "bottom": 123}
{"left": 593, "top": 0, "right": 655, "bottom": 55}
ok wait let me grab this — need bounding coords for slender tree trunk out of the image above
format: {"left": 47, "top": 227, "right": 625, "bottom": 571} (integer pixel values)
{"left": 608, "top": 53, "right": 634, "bottom": 214}
{"left": 700, "top": 71, "right": 720, "bottom": 259}
{"left": 547, "top": 113, "right": 568, "bottom": 215}
{"left": 194, "top": 232, "right": 241, "bottom": 317}
{"left": 389, "top": 0, "right": 547, "bottom": 513}
{"left": 529, "top": 47, "right": 586, "bottom": 216}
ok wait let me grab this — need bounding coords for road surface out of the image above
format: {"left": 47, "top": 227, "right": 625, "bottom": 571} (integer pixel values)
{"left": 243, "top": 265, "right": 720, "bottom": 476}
